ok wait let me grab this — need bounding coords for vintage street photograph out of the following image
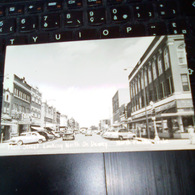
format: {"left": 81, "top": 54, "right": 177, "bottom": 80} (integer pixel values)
{"left": 0, "top": 35, "right": 195, "bottom": 156}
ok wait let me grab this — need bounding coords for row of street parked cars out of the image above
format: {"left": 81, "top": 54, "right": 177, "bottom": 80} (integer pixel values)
{"left": 81, "top": 128, "right": 137, "bottom": 140}
{"left": 9, "top": 130, "right": 76, "bottom": 146}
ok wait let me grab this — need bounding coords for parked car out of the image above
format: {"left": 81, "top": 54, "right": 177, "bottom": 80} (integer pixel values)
{"left": 85, "top": 130, "right": 92, "bottom": 136}
{"left": 103, "top": 129, "right": 136, "bottom": 140}
{"left": 74, "top": 129, "right": 80, "bottom": 134}
{"left": 62, "top": 130, "right": 75, "bottom": 141}
{"left": 46, "top": 131, "right": 56, "bottom": 140}
{"left": 50, "top": 131, "right": 60, "bottom": 138}
{"left": 37, "top": 131, "right": 49, "bottom": 141}
{"left": 55, "top": 131, "right": 64, "bottom": 137}
{"left": 9, "top": 132, "right": 46, "bottom": 145}
{"left": 96, "top": 130, "right": 101, "bottom": 135}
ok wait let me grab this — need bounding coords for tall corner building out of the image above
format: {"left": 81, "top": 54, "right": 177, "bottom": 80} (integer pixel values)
{"left": 128, "top": 35, "right": 194, "bottom": 138}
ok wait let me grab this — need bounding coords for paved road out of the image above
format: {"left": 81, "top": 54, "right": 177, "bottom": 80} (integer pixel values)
{"left": 0, "top": 133, "right": 195, "bottom": 156}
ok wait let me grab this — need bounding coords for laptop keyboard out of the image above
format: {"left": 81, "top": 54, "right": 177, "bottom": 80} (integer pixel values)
{"left": 0, "top": 0, "right": 195, "bottom": 88}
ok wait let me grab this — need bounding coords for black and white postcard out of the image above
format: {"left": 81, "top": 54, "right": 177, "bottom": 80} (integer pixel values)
{"left": 0, "top": 35, "right": 194, "bottom": 156}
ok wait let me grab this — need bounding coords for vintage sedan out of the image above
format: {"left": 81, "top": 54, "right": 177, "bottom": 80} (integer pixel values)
{"left": 62, "top": 130, "right": 75, "bottom": 141}
{"left": 85, "top": 130, "right": 92, "bottom": 136}
{"left": 103, "top": 129, "right": 136, "bottom": 140}
{"left": 9, "top": 132, "right": 46, "bottom": 145}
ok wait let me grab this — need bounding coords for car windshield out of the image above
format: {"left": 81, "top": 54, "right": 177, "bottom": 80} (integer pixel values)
{"left": 20, "top": 133, "right": 27, "bottom": 136}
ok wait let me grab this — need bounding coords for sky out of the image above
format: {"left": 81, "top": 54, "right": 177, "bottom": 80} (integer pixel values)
{"left": 4, "top": 37, "right": 154, "bottom": 127}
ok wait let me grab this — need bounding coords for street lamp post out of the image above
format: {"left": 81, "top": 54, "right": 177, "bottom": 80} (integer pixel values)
{"left": 150, "top": 101, "right": 160, "bottom": 141}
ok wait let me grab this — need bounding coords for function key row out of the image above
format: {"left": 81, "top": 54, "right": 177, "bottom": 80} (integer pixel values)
{"left": 0, "top": 0, "right": 182, "bottom": 17}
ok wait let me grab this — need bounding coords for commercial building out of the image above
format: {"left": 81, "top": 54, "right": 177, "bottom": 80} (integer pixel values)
{"left": 31, "top": 86, "right": 42, "bottom": 126}
{"left": 41, "top": 102, "right": 60, "bottom": 130}
{"left": 2, "top": 74, "right": 32, "bottom": 135}
{"left": 112, "top": 88, "right": 130, "bottom": 125}
{"left": 128, "top": 35, "right": 194, "bottom": 138}
{"left": 99, "top": 119, "right": 111, "bottom": 131}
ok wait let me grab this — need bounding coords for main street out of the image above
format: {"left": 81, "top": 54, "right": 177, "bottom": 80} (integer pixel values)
{"left": 0, "top": 133, "right": 195, "bottom": 156}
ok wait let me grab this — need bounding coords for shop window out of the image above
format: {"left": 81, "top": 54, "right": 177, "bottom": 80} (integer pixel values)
{"left": 164, "top": 48, "right": 170, "bottom": 70}
{"left": 149, "top": 89, "right": 153, "bottom": 102}
{"left": 166, "top": 77, "right": 173, "bottom": 96}
{"left": 181, "top": 74, "right": 190, "bottom": 91}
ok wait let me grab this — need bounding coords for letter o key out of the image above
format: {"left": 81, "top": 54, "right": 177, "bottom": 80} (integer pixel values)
{"left": 103, "top": 29, "right": 109, "bottom": 36}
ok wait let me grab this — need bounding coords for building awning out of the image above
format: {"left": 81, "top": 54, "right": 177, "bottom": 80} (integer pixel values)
{"left": 31, "top": 127, "right": 45, "bottom": 131}
{"left": 160, "top": 111, "right": 194, "bottom": 117}
{"left": 129, "top": 111, "right": 194, "bottom": 123}
{"left": 112, "top": 123, "right": 121, "bottom": 127}
{"left": 45, "top": 127, "right": 54, "bottom": 131}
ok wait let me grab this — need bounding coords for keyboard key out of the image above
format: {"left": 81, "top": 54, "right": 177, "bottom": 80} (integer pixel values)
{"left": 27, "top": 2, "right": 43, "bottom": 13}
{"left": 67, "top": 0, "right": 83, "bottom": 9}
{"left": 87, "top": 0, "right": 102, "bottom": 7}
{"left": 29, "top": 34, "right": 50, "bottom": 44}
{"left": 76, "top": 29, "right": 99, "bottom": 40}
{"left": 41, "top": 14, "right": 60, "bottom": 30}
{"left": 53, "top": 31, "right": 73, "bottom": 41}
{"left": 169, "top": 20, "right": 187, "bottom": 35}
{"left": 8, "top": 5, "right": 24, "bottom": 15}
{"left": 6, "top": 36, "right": 27, "bottom": 45}
{"left": 157, "top": 1, "right": 177, "bottom": 19}
{"left": 19, "top": 16, "right": 38, "bottom": 32}
{"left": 88, "top": 9, "right": 106, "bottom": 25}
{"left": 0, "top": 7, "right": 4, "bottom": 17}
{"left": 101, "top": 26, "right": 120, "bottom": 38}
{"left": 133, "top": 4, "right": 154, "bottom": 20}
{"left": 110, "top": 6, "right": 130, "bottom": 23}
{"left": 65, "top": 11, "right": 83, "bottom": 27}
{"left": 107, "top": 0, "right": 123, "bottom": 5}
{"left": 148, "top": 22, "right": 167, "bottom": 36}
{"left": 123, "top": 23, "right": 145, "bottom": 37}
{"left": 0, "top": 19, "right": 15, "bottom": 35}
{"left": 47, "top": 1, "right": 62, "bottom": 10}
{"left": 127, "top": 0, "right": 142, "bottom": 2}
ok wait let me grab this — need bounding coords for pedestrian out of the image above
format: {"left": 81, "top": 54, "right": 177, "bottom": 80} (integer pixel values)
{"left": 188, "top": 125, "right": 194, "bottom": 144}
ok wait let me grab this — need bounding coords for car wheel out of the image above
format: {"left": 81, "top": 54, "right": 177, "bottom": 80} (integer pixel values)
{"left": 17, "top": 140, "right": 23, "bottom": 146}
{"left": 119, "top": 136, "right": 123, "bottom": 141}
{"left": 38, "top": 139, "right": 43, "bottom": 144}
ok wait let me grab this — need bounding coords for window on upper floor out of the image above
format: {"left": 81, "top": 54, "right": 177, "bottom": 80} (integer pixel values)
{"left": 144, "top": 69, "right": 148, "bottom": 87}
{"left": 177, "top": 44, "right": 187, "bottom": 65}
{"left": 157, "top": 55, "right": 163, "bottom": 75}
{"left": 152, "top": 60, "right": 157, "bottom": 80}
{"left": 181, "top": 74, "right": 190, "bottom": 91}
{"left": 164, "top": 48, "right": 170, "bottom": 70}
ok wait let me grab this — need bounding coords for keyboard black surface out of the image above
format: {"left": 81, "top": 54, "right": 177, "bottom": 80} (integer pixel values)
{"left": 0, "top": 0, "right": 195, "bottom": 194}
